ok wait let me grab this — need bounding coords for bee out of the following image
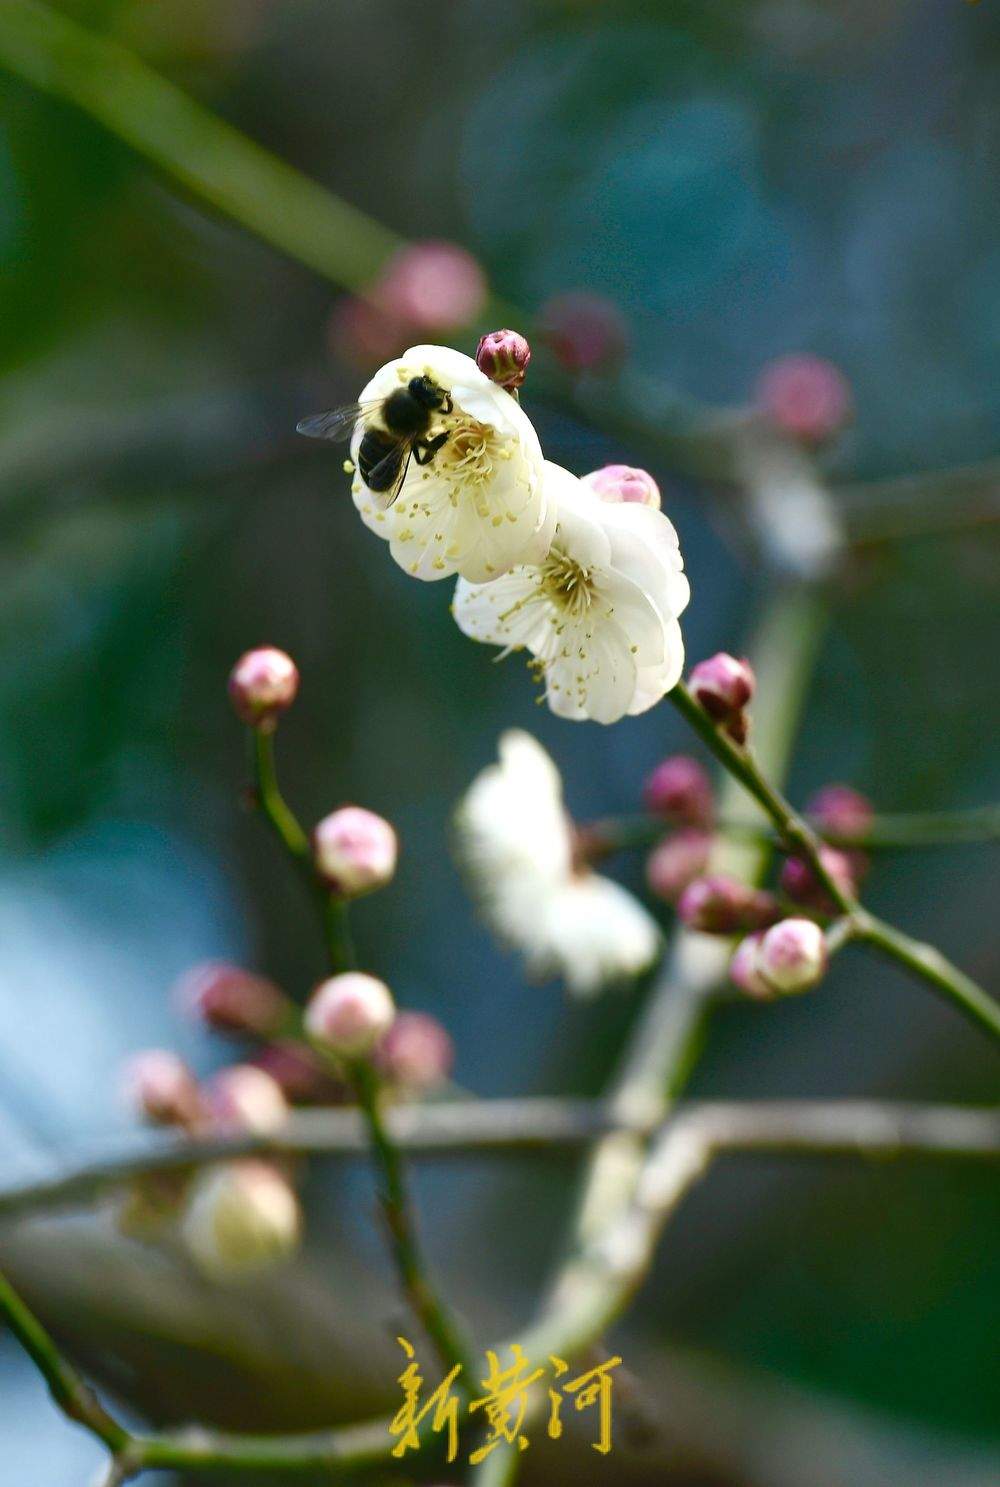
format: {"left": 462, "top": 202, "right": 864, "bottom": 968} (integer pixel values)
{"left": 296, "top": 375, "right": 453, "bottom": 505}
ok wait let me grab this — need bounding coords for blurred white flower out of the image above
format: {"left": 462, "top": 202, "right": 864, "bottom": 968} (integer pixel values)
{"left": 352, "top": 345, "right": 552, "bottom": 582}
{"left": 453, "top": 463, "right": 689, "bottom": 723}
{"left": 455, "top": 731, "right": 661, "bottom": 996}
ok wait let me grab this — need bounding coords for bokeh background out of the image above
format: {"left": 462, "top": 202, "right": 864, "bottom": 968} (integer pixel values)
{"left": 0, "top": 1, "right": 998, "bottom": 1482}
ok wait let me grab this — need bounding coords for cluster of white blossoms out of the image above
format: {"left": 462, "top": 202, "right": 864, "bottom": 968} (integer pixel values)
{"left": 350, "top": 344, "right": 689, "bottom": 723}
{"left": 454, "top": 730, "right": 661, "bottom": 996}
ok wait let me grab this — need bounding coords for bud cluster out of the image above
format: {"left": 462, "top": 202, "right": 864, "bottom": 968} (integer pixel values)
{"left": 677, "top": 873, "right": 781, "bottom": 935}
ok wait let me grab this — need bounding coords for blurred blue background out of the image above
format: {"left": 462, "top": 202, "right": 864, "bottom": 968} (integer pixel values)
{"left": 0, "top": 1, "right": 997, "bottom": 1482}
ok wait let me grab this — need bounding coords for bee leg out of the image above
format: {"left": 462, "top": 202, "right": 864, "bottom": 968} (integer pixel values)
{"left": 413, "top": 432, "right": 449, "bottom": 466}
{"left": 440, "top": 393, "right": 454, "bottom": 415}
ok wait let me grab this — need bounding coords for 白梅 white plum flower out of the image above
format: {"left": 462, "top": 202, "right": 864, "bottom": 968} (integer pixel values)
{"left": 454, "top": 730, "right": 661, "bottom": 996}
{"left": 452, "top": 463, "right": 689, "bottom": 723}
{"left": 351, "top": 345, "right": 553, "bottom": 582}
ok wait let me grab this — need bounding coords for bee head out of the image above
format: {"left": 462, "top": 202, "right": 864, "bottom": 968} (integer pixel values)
{"left": 407, "top": 376, "right": 446, "bottom": 410}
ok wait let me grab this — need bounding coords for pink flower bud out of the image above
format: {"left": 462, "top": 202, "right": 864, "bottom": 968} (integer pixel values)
{"left": 374, "top": 1012, "right": 454, "bottom": 1092}
{"left": 806, "top": 783, "right": 874, "bottom": 841}
{"left": 305, "top": 972, "right": 396, "bottom": 1058}
{"left": 688, "top": 654, "right": 756, "bottom": 726}
{"left": 476, "top": 329, "right": 532, "bottom": 391}
{"left": 757, "top": 918, "right": 828, "bottom": 994}
{"left": 540, "top": 291, "right": 628, "bottom": 373}
{"left": 677, "top": 874, "right": 781, "bottom": 935}
{"left": 728, "top": 932, "right": 774, "bottom": 1000}
{"left": 205, "top": 1064, "right": 289, "bottom": 1135}
{"left": 642, "top": 756, "right": 713, "bottom": 826}
{"left": 228, "top": 647, "right": 299, "bottom": 730}
{"left": 375, "top": 241, "right": 487, "bottom": 332}
{"left": 312, "top": 806, "right": 398, "bottom": 897}
{"left": 755, "top": 353, "right": 853, "bottom": 446}
{"left": 251, "top": 1041, "right": 345, "bottom": 1105}
{"left": 645, "top": 829, "right": 713, "bottom": 903}
{"left": 181, "top": 1160, "right": 301, "bottom": 1281}
{"left": 780, "top": 845, "right": 859, "bottom": 913}
{"left": 581, "top": 464, "right": 661, "bottom": 509}
{"left": 177, "top": 961, "right": 288, "bottom": 1038}
{"left": 123, "top": 1050, "right": 203, "bottom": 1128}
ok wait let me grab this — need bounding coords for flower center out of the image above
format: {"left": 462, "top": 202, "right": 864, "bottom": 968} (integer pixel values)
{"left": 430, "top": 415, "right": 511, "bottom": 510}
{"left": 539, "top": 547, "right": 595, "bottom": 618}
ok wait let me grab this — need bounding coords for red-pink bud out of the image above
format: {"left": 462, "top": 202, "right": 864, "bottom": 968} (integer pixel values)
{"left": 688, "top": 654, "right": 755, "bottom": 725}
{"left": 251, "top": 1041, "right": 345, "bottom": 1105}
{"left": 780, "top": 845, "right": 858, "bottom": 913}
{"left": 728, "top": 931, "right": 774, "bottom": 1000}
{"left": 375, "top": 241, "right": 487, "bottom": 332}
{"left": 228, "top": 647, "right": 299, "bottom": 730}
{"left": 476, "top": 329, "right": 532, "bottom": 391}
{"left": 645, "top": 829, "right": 713, "bottom": 903}
{"left": 642, "top": 756, "right": 713, "bottom": 827}
{"left": 540, "top": 291, "right": 628, "bottom": 373}
{"left": 678, "top": 874, "right": 781, "bottom": 935}
{"left": 123, "top": 1050, "right": 203, "bottom": 1128}
{"left": 205, "top": 1064, "right": 289, "bottom": 1134}
{"left": 581, "top": 464, "right": 661, "bottom": 509}
{"left": 806, "top": 783, "right": 874, "bottom": 841}
{"left": 755, "top": 353, "right": 853, "bottom": 447}
{"left": 757, "top": 917, "right": 828, "bottom": 993}
{"left": 374, "top": 1012, "right": 454, "bottom": 1092}
{"left": 177, "top": 961, "right": 288, "bottom": 1038}
{"left": 305, "top": 972, "right": 396, "bottom": 1058}
{"left": 312, "top": 806, "right": 398, "bottom": 897}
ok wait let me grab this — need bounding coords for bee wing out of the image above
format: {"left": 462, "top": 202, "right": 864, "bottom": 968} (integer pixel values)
{"left": 366, "top": 439, "right": 414, "bottom": 508}
{"left": 295, "top": 398, "right": 383, "bottom": 442}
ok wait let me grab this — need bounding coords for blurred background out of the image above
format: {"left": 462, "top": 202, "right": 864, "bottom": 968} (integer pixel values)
{"left": 0, "top": 0, "right": 997, "bottom": 1482}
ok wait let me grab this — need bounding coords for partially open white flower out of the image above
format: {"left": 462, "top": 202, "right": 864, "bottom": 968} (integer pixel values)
{"left": 455, "top": 730, "right": 661, "bottom": 995}
{"left": 452, "top": 463, "right": 689, "bottom": 723}
{"left": 351, "top": 345, "right": 552, "bottom": 582}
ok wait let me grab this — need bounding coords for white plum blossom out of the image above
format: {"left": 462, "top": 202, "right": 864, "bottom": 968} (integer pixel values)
{"left": 452, "top": 463, "right": 689, "bottom": 723}
{"left": 351, "top": 345, "right": 552, "bottom": 582}
{"left": 454, "top": 730, "right": 661, "bottom": 996}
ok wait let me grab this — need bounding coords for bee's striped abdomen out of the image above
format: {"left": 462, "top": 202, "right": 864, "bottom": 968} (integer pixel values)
{"left": 358, "top": 427, "right": 405, "bottom": 492}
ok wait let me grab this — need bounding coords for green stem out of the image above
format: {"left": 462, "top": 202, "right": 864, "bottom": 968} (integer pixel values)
{"left": 249, "top": 724, "right": 471, "bottom": 1381}
{"left": 0, "top": 1269, "right": 130, "bottom": 1455}
{"left": 585, "top": 803, "right": 1000, "bottom": 855}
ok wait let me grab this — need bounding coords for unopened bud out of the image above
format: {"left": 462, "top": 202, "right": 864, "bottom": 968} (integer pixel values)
{"left": 728, "top": 932, "right": 774, "bottom": 1000}
{"left": 123, "top": 1050, "right": 203, "bottom": 1128}
{"left": 251, "top": 1041, "right": 345, "bottom": 1104}
{"left": 476, "top": 329, "right": 532, "bottom": 391}
{"left": 312, "top": 806, "right": 398, "bottom": 897}
{"left": 305, "top": 972, "right": 396, "bottom": 1058}
{"left": 540, "top": 291, "right": 628, "bottom": 373}
{"left": 807, "top": 783, "right": 874, "bottom": 841}
{"left": 645, "top": 829, "right": 713, "bottom": 903}
{"left": 780, "top": 845, "right": 859, "bottom": 913}
{"left": 374, "top": 1012, "right": 454, "bottom": 1092}
{"left": 181, "top": 1160, "right": 301, "bottom": 1281}
{"left": 375, "top": 241, "right": 487, "bottom": 332}
{"left": 678, "top": 874, "right": 780, "bottom": 935}
{"left": 688, "top": 653, "right": 755, "bottom": 729}
{"left": 177, "top": 961, "right": 288, "bottom": 1038}
{"left": 757, "top": 917, "right": 828, "bottom": 994}
{"left": 228, "top": 647, "right": 299, "bottom": 730}
{"left": 755, "top": 353, "right": 853, "bottom": 447}
{"left": 205, "top": 1064, "right": 289, "bottom": 1134}
{"left": 327, "top": 294, "right": 408, "bottom": 369}
{"left": 582, "top": 464, "right": 661, "bottom": 509}
{"left": 642, "top": 756, "right": 713, "bottom": 826}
